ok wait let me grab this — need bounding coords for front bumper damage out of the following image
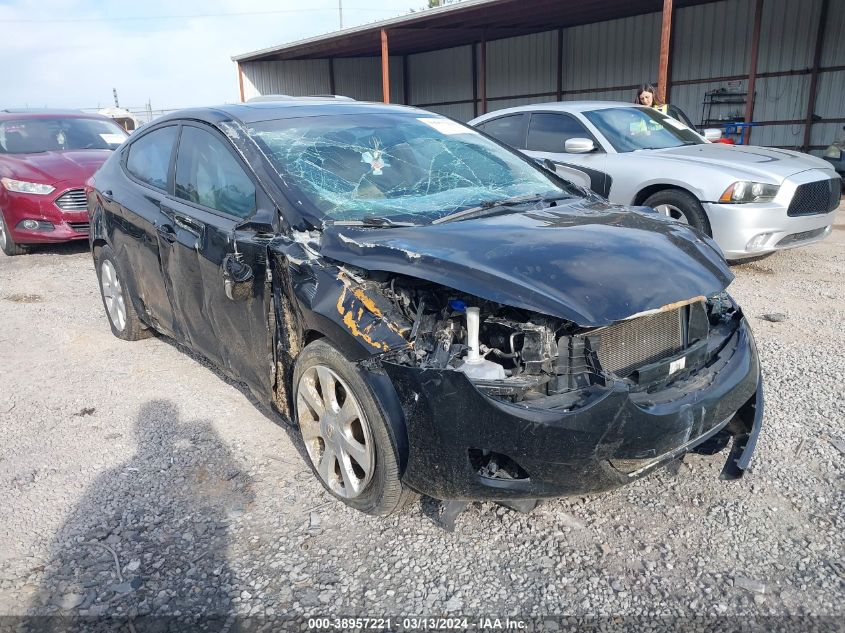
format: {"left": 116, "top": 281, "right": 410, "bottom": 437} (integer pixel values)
{"left": 372, "top": 319, "right": 761, "bottom": 502}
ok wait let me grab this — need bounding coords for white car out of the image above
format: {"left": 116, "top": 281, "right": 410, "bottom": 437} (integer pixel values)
{"left": 470, "top": 102, "right": 841, "bottom": 259}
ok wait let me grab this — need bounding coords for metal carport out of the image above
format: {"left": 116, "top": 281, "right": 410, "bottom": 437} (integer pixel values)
{"left": 233, "top": 0, "right": 845, "bottom": 152}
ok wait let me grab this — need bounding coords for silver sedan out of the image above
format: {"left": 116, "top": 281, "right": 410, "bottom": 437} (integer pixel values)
{"left": 470, "top": 102, "right": 841, "bottom": 259}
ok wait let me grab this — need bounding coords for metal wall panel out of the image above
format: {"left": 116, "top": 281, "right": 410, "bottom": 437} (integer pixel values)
{"left": 408, "top": 45, "right": 473, "bottom": 105}
{"left": 240, "top": 60, "right": 331, "bottom": 99}
{"left": 488, "top": 94, "right": 558, "bottom": 112}
{"left": 561, "top": 90, "right": 632, "bottom": 103}
{"left": 420, "top": 103, "right": 476, "bottom": 121}
{"left": 671, "top": 0, "right": 753, "bottom": 81}
{"left": 333, "top": 57, "right": 404, "bottom": 104}
{"left": 750, "top": 123, "right": 806, "bottom": 148}
{"left": 814, "top": 70, "right": 845, "bottom": 118}
{"left": 758, "top": 0, "right": 822, "bottom": 73}
{"left": 811, "top": 121, "right": 844, "bottom": 147}
{"left": 562, "top": 12, "right": 661, "bottom": 91}
{"left": 486, "top": 31, "right": 557, "bottom": 98}
{"left": 821, "top": 0, "right": 845, "bottom": 66}
{"left": 753, "top": 75, "right": 810, "bottom": 121}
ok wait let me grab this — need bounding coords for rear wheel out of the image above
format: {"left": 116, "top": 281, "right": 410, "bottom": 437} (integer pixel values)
{"left": 95, "top": 245, "right": 150, "bottom": 341}
{"left": 293, "top": 339, "right": 417, "bottom": 516}
{"left": 644, "top": 189, "right": 712, "bottom": 236}
{"left": 0, "top": 213, "right": 28, "bottom": 256}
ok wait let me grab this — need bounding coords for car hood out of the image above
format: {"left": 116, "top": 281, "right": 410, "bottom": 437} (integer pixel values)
{"left": 0, "top": 150, "right": 112, "bottom": 185}
{"left": 319, "top": 199, "right": 733, "bottom": 327}
{"left": 642, "top": 143, "right": 833, "bottom": 182}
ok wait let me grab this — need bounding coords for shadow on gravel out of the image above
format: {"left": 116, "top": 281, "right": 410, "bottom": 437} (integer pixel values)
{"left": 153, "top": 334, "right": 314, "bottom": 470}
{"left": 19, "top": 400, "right": 254, "bottom": 632}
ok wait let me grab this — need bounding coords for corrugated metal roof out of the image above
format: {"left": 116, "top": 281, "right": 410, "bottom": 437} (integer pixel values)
{"left": 232, "top": 0, "right": 715, "bottom": 62}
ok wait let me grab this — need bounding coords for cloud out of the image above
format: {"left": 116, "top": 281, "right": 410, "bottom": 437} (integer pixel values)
{"left": 0, "top": 0, "right": 416, "bottom": 111}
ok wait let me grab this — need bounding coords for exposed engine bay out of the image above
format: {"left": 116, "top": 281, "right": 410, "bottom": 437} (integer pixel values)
{"left": 350, "top": 270, "right": 742, "bottom": 408}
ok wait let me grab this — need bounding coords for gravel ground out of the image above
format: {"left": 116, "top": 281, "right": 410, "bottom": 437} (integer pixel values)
{"left": 0, "top": 210, "right": 843, "bottom": 629}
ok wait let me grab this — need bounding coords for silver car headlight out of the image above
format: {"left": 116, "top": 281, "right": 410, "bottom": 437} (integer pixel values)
{"left": 719, "top": 181, "right": 779, "bottom": 203}
{"left": 1, "top": 177, "right": 56, "bottom": 195}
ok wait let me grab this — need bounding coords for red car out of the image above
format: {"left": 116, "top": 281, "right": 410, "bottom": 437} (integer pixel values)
{"left": 0, "top": 110, "right": 128, "bottom": 255}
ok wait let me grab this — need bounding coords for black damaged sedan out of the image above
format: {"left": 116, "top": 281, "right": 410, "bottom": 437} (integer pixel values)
{"left": 87, "top": 100, "right": 762, "bottom": 516}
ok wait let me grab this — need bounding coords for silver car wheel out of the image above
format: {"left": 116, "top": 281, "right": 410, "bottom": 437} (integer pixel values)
{"left": 654, "top": 203, "right": 689, "bottom": 225}
{"left": 296, "top": 365, "right": 375, "bottom": 499}
{"left": 0, "top": 218, "right": 7, "bottom": 249}
{"left": 100, "top": 260, "right": 127, "bottom": 332}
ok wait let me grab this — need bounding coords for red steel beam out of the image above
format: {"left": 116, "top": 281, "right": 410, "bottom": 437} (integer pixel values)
{"left": 803, "top": 0, "right": 830, "bottom": 151}
{"left": 657, "top": 0, "right": 673, "bottom": 104}
{"left": 381, "top": 28, "right": 390, "bottom": 103}
{"left": 743, "top": 0, "right": 763, "bottom": 144}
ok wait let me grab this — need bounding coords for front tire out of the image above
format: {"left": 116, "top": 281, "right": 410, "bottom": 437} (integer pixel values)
{"left": 0, "top": 213, "right": 28, "bottom": 256}
{"left": 95, "top": 245, "right": 150, "bottom": 341}
{"left": 644, "top": 189, "right": 712, "bottom": 235}
{"left": 293, "top": 339, "right": 416, "bottom": 516}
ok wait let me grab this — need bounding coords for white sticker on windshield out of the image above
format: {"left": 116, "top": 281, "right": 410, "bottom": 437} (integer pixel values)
{"left": 416, "top": 117, "right": 477, "bottom": 135}
{"left": 663, "top": 118, "right": 690, "bottom": 131}
{"left": 99, "top": 133, "right": 126, "bottom": 144}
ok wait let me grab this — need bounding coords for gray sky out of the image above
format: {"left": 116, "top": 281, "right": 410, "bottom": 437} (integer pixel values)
{"left": 0, "top": 0, "right": 419, "bottom": 111}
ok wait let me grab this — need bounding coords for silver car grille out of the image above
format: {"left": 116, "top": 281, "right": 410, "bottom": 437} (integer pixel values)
{"left": 55, "top": 189, "right": 88, "bottom": 211}
{"left": 787, "top": 178, "right": 840, "bottom": 216}
{"left": 594, "top": 308, "right": 685, "bottom": 377}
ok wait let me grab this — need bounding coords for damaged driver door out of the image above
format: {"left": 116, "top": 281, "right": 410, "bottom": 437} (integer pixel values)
{"left": 164, "top": 123, "right": 274, "bottom": 399}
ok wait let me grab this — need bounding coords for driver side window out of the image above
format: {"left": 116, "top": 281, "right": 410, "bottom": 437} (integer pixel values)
{"left": 175, "top": 126, "right": 256, "bottom": 219}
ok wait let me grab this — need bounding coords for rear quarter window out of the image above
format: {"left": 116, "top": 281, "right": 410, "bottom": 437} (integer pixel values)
{"left": 125, "top": 126, "right": 178, "bottom": 190}
{"left": 476, "top": 114, "right": 527, "bottom": 149}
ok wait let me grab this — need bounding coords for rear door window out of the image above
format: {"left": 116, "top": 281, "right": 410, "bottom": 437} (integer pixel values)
{"left": 476, "top": 114, "right": 528, "bottom": 149}
{"left": 527, "top": 113, "right": 596, "bottom": 153}
{"left": 125, "top": 126, "right": 178, "bottom": 190}
{"left": 174, "top": 126, "right": 256, "bottom": 219}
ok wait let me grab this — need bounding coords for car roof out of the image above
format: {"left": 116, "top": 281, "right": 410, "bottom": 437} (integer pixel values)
{"left": 0, "top": 109, "right": 114, "bottom": 121}
{"left": 155, "top": 100, "right": 430, "bottom": 126}
{"left": 471, "top": 101, "right": 642, "bottom": 121}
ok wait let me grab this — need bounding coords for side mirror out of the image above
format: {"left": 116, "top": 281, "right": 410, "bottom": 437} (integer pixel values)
{"left": 565, "top": 138, "right": 596, "bottom": 154}
{"left": 703, "top": 128, "right": 723, "bottom": 142}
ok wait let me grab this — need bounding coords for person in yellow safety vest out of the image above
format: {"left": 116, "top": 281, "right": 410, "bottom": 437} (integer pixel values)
{"left": 634, "top": 84, "right": 669, "bottom": 114}
{"left": 629, "top": 84, "right": 669, "bottom": 136}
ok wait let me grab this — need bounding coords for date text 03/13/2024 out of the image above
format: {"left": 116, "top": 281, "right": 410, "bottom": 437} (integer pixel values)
{"left": 307, "top": 617, "right": 528, "bottom": 630}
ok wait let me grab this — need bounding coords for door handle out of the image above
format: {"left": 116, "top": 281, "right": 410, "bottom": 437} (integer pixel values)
{"left": 156, "top": 223, "right": 177, "bottom": 243}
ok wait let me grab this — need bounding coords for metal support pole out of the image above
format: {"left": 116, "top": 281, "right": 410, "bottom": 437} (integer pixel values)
{"left": 743, "top": 0, "right": 763, "bottom": 144}
{"left": 328, "top": 57, "right": 336, "bottom": 96}
{"left": 803, "top": 0, "right": 829, "bottom": 152}
{"left": 236, "top": 63, "right": 245, "bottom": 103}
{"left": 556, "top": 28, "right": 563, "bottom": 102}
{"left": 657, "top": 0, "right": 673, "bottom": 104}
{"left": 402, "top": 55, "right": 410, "bottom": 105}
{"left": 480, "top": 31, "right": 487, "bottom": 115}
{"left": 381, "top": 29, "right": 390, "bottom": 104}
{"left": 471, "top": 42, "right": 479, "bottom": 117}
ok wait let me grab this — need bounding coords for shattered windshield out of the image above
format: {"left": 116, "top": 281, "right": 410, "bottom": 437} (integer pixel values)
{"left": 583, "top": 107, "right": 703, "bottom": 153}
{"left": 248, "top": 112, "right": 567, "bottom": 223}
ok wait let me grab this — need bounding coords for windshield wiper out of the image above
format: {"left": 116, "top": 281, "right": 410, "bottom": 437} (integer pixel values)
{"left": 432, "top": 193, "right": 572, "bottom": 225}
{"left": 329, "top": 216, "right": 418, "bottom": 228}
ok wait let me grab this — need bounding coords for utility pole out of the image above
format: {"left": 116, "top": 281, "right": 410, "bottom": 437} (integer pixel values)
{"left": 338, "top": 0, "right": 343, "bottom": 29}
{"left": 112, "top": 88, "right": 120, "bottom": 108}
